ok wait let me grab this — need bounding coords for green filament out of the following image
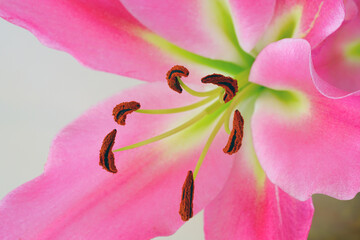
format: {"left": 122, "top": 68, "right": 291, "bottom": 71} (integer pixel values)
{"left": 113, "top": 80, "right": 264, "bottom": 181}
{"left": 218, "top": 90, "right": 225, "bottom": 104}
{"left": 178, "top": 78, "right": 222, "bottom": 97}
{"left": 223, "top": 83, "right": 261, "bottom": 134}
{"left": 193, "top": 109, "right": 228, "bottom": 179}
{"left": 223, "top": 112, "right": 232, "bottom": 135}
{"left": 204, "top": 101, "right": 223, "bottom": 115}
{"left": 136, "top": 95, "right": 217, "bottom": 114}
{"left": 193, "top": 84, "right": 263, "bottom": 178}
{"left": 114, "top": 112, "right": 206, "bottom": 152}
{"left": 114, "top": 101, "right": 222, "bottom": 152}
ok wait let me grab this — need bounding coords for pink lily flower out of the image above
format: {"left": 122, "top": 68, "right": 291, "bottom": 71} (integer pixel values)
{"left": 0, "top": 0, "right": 359, "bottom": 239}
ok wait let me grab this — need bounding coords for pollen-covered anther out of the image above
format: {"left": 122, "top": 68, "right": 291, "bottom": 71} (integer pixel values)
{"left": 99, "top": 129, "right": 118, "bottom": 173}
{"left": 179, "top": 170, "right": 194, "bottom": 221}
{"left": 166, "top": 65, "right": 189, "bottom": 93}
{"left": 223, "top": 110, "right": 244, "bottom": 155}
{"left": 201, "top": 74, "right": 238, "bottom": 103}
{"left": 112, "top": 101, "right": 140, "bottom": 125}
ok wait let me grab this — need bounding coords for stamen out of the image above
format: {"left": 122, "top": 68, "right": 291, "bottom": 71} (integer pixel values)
{"left": 192, "top": 85, "right": 261, "bottom": 178}
{"left": 99, "top": 129, "right": 118, "bottom": 173}
{"left": 223, "top": 110, "right": 244, "bottom": 155}
{"left": 114, "top": 110, "right": 208, "bottom": 152}
{"left": 113, "top": 101, "right": 140, "bottom": 125}
{"left": 193, "top": 104, "right": 230, "bottom": 178}
{"left": 136, "top": 95, "right": 216, "bottom": 114}
{"left": 166, "top": 65, "right": 189, "bottom": 93}
{"left": 179, "top": 170, "right": 194, "bottom": 221}
{"left": 114, "top": 101, "right": 223, "bottom": 152}
{"left": 201, "top": 74, "right": 238, "bottom": 103}
{"left": 223, "top": 83, "right": 250, "bottom": 134}
{"left": 177, "top": 78, "right": 222, "bottom": 97}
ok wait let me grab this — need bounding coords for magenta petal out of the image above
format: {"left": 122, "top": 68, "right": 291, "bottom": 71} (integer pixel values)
{"left": 312, "top": 14, "right": 360, "bottom": 96}
{"left": 0, "top": 0, "right": 214, "bottom": 82}
{"left": 299, "top": 0, "right": 345, "bottom": 48}
{"left": 204, "top": 160, "right": 313, "bottom": 240}
{"left": 344, "top": 0, "right": 359, "bottom": 21}
{"left": 256, "top": 0, "right": 345, "bottom": 50}
{"left": 0, "top": 82, "right": 233, "bottom": 239}
{"left": 204, "top": 113, "right": 313, "bottom": 240}
{"left": 250, "top": 39, "right": 360, "bottom": 200}
{"left": 119, "top": 0, "right": 245, "bottom": 63}
{"left": 228, "top": 0, "right": 276, "bottom": 52}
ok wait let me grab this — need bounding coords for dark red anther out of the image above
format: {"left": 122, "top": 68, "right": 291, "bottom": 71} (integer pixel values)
{"left": 179, "top": 171, "right": 194, "bottom": 221}
{"left": 223, "top": 110, "right": 244, "bottom": 155}
{"left": 112, "top": 101, "right": 140, "bottom": 125}
{"left": 201, "top": 74, "right": 238, "bottom": 103}
{"left": 166, "top": 65, "right": 189, "bottom": 93}
{"left": 99, "top": 129, "right": 118, "bottom": 173}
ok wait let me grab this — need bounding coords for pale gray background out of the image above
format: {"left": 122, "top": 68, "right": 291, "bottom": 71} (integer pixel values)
{"left": 0, "top": 18, "right": 204, "bottom": 239}
{"left": 2, "top": 17, "right": 360, "bottom": 240}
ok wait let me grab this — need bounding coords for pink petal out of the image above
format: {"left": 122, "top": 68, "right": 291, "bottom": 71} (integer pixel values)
{"left": 204, "top": 161, "right": 313, "bottom": 240}
{"left": 119, "top": 0, "right": 249, "bottom": 65}
{"left": 0, "top": 0, "right": 238, "bottom": 82}
{"left": 228, "top": 0, "right": 276, "bottom": 52}
{"left": 250, "top": 39, "right": 360, "bottom": 200}
{"left": 204, "top": 117, "right": 313, "bottom": 240}
{"left": 255, "top": 0, "right": 345, "bottom": 51}
{"left": 312, "top": 14, "right": 360, "bottom": 97}
{"left": 344, "top": 0, "right": 358, "bottom": 21}
{"left": 300, "top": 0, "right": 345, "bottom": 48}
{"left": 0, "top": 82, "right": 233, "bottom": 239}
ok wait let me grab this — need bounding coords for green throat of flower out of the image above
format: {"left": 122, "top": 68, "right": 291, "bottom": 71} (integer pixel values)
{"left": 99, "top": 65, "right": 263, "bottom": 221}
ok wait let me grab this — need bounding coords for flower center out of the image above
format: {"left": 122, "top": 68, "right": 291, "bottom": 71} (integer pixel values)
{"left": 99, "top": 66, "right": 263, "bottom": 221}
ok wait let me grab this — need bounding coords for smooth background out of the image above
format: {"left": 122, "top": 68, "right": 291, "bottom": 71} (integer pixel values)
{"left": 1, "top": 18, "right": 360, "bottom": 239}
